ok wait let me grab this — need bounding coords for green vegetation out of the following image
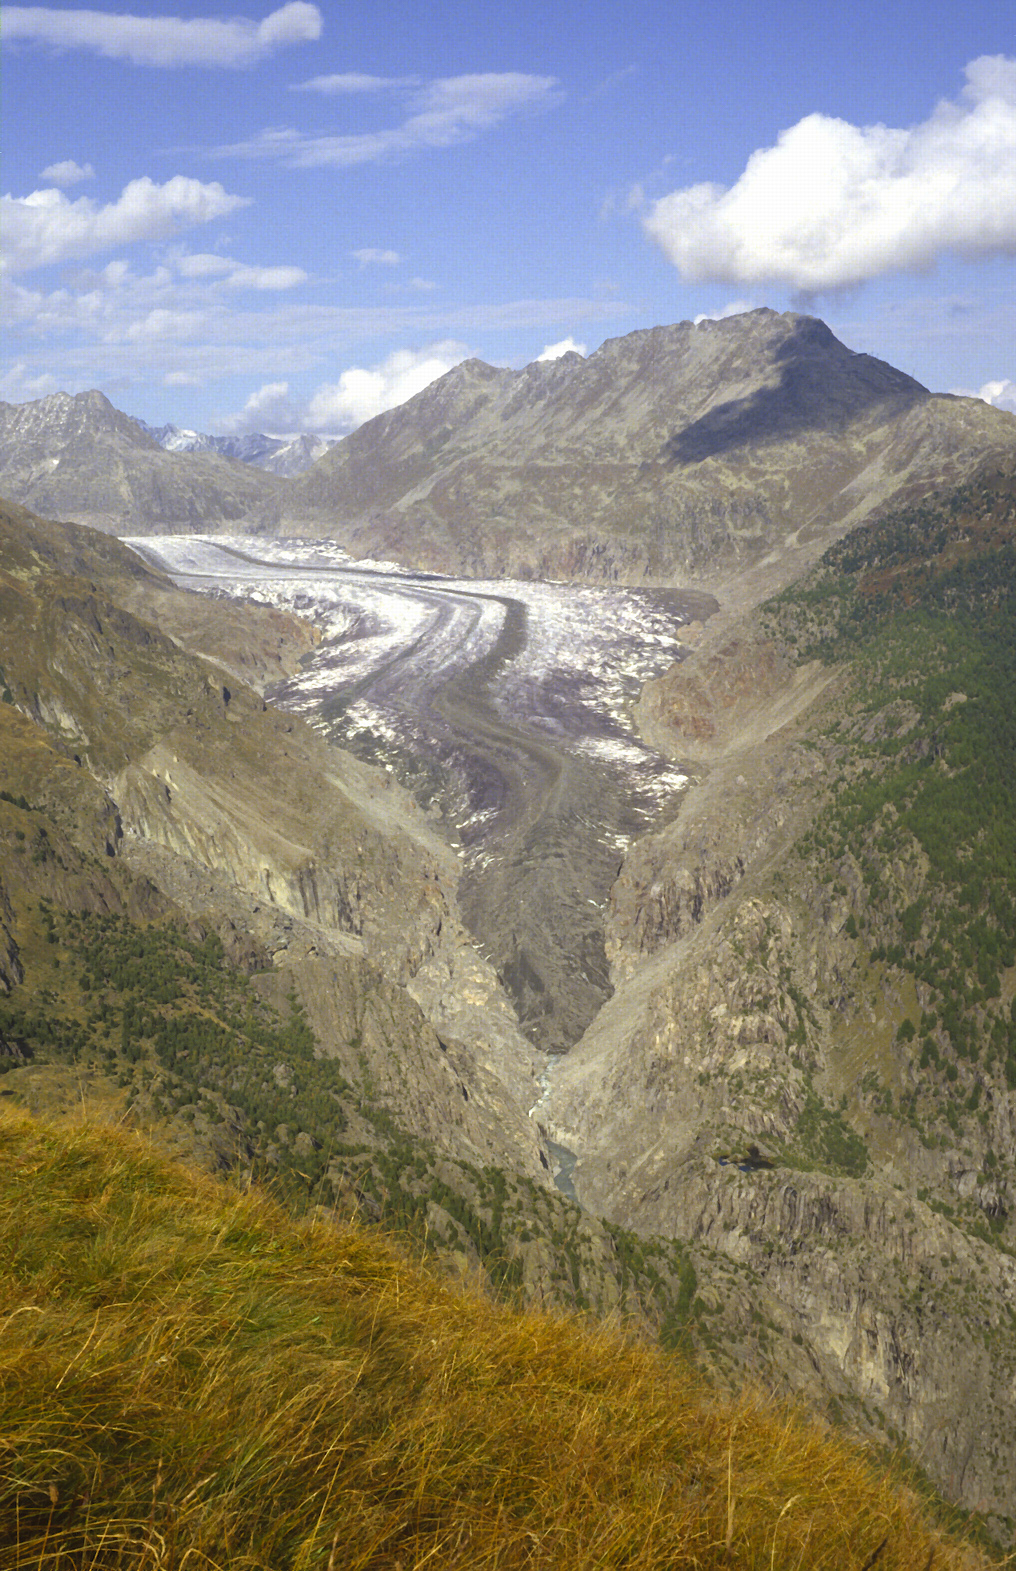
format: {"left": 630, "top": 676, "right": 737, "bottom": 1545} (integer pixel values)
{"left": 0, "top": 1108, "right": 991, "bottom": 1570}
{"left": 761, "top": 467, "right": 1016, "bottom": 1171}
{"left": 789, "top": 1079, "right": 870, "bottom": 1176}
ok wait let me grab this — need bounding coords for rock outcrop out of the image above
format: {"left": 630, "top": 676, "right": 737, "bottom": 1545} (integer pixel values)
{"left": 0, "top": 497, "right": 548, "bottom": 1187}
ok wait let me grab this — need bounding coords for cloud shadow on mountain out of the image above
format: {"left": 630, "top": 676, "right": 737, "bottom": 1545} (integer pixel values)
{"left": 662, "top": 324, "right": 928, "bottom": 467}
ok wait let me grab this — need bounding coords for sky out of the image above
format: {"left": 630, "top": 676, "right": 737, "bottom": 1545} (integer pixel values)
{"left": 3, "top": 0, "right": 1015, "bottom": 436}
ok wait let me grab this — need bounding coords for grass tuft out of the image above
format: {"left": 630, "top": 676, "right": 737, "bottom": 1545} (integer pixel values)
{"left": 0, "top": 1109, "right": 1000, "bottom": 1568}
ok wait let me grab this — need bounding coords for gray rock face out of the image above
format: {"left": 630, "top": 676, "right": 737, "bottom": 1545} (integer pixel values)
{"left": 542, "top": 616, "right": 1016, "bottom": 1529}
{"left": 0, "top": 390, "right": 284, "bottom": 532}
{"left": 286, "top": 310, "right": 1015, "bottom": 584}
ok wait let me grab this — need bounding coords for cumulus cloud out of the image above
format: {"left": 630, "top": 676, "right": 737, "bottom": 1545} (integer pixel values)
{"left": 4, "top": 3, "right": 321, "bottom": 67}
{"left": 40, "top": 159, "right": 94, "bottom": 186}
{"left": 975, "top": 378, "right": 1016, "bottom": 413}
{"left": 209, "top": 72, "right": 562, "bottom": 166}
{"left": 291, "top": 72, "right": 414, "bottom": 94}
{"left": 644, "top": 55, "right": 1016, "bottom": 291}
{"left": 2, "top": 176, "right": 249, "bottom": 273}
{"left": 219, "top": 380, "right": 298, "bottom": 433}
{"left": 536, "top": 336, "right": 586, "bottom": 360}
{"left": 304, "top": 342, "right": 468, "bottom": 432}
{"left": 352, "top": 248, "right": 402, "bottom": 266}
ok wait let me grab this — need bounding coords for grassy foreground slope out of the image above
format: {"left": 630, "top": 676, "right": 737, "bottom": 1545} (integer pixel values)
{"left": 0, "top": 1109, "right": 992, "bottom": 1571}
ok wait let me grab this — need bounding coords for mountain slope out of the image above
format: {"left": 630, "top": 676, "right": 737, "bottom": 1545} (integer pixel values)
{"left": 0, "top": 497, "right": 551, "bottom": 1192}
{"left": 544, "top": 461, "right": 1016, "bottom": 1531}
{"left": 286, "top": 310, "right": 1016, "bottom": 585}
{"left": 0, "top": 497, "right": 824, "bottom": 1370}
{"left": 0, "top": 390, "right": 284, "bottom": 532}
{"left": 3, "top": 1107, "right": 988, "bottom": 1571}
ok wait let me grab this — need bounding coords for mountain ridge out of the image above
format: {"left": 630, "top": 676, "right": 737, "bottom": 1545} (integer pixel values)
{"left": 0, "top": 388, "right": 287, "bottom": 532}
{"left": 284, "top": 309, "right": 1016, "bottom": 587}
{"left": 133, "top": 416, "right": 336, "bottom": 476}
{"left": 3, "top": 312, "right": 1013, "bottom": 593}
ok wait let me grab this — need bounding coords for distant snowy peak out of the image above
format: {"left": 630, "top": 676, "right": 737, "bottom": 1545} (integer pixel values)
{"left": 259, "top": 433, "right": 339, "bottom": 478}
{"left": 132, "top": 419, "right": 335, "bottom": 476}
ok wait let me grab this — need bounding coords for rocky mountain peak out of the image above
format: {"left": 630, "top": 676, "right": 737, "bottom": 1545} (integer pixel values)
{"left": 286, "top": 309, "right": 1008, "bottom": 586}
{"left": 0, "top": 390, "right": 286, "bottom": 534}
{"left": 0, "top": 388, "right": 161, "bottom": 455}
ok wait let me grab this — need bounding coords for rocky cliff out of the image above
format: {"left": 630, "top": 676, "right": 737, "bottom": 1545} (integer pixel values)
{"left": 0, "top": 499, "right": 549, "bottom": 1193}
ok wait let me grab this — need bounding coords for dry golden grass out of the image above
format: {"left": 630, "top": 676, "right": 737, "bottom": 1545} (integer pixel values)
{"left": 0, "top": 1107, "right": 999, "bottom": 1569}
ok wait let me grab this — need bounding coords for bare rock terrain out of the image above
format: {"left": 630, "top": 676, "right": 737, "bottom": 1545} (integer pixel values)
{"left": 543, "top": 570, "right": 1016, "bottom": 1529}
{"left": 0, "top": 500, "right": 548, "bottom": 1190}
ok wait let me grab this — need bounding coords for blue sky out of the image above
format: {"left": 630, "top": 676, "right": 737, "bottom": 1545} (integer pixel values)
{"left": 3, "top": 0, "right": 1014, "bottom": 435}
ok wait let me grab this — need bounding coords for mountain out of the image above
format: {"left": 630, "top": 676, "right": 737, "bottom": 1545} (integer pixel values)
{"left": 286, "top": 309, "right": 1016, "bottom": 587}
{"left": 0, "top": 494, "right": 549, "bottom": 1177}
{"left": 4, "top": 314, "right": 1016, "bottom": 1541}
{"left": 4, "top": 477, "right": 1016, "bottom": 1541}
{"left": 134, "top": 417, "right": 336, "bottom": 476}
{"left": 544, "top": 461, "right": 1016, "bottom": 1529}
{"left": 4, "top": 314, "right": 1012, "bottom": 580}
{"left": 0, "top": 390, "right": 284, "bottom": 532}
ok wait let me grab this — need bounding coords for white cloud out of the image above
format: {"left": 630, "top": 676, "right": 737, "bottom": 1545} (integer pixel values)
{"left": 2, "top": 176, "right": 249, "bottom": 273}
{"left": 164, "top": 369, "right": 203, "bottom": 386}
{"left": 209, "top": 72, "right": 562, "bottom": 166}
{"left": 127, "top": 307, "right": 207, "bottom": 341}
{"left": 644, "top": 55, "right": 1016, "bottom": 291}
{"left": 292, "top": 72, "right": 414, "bottom": 94}
{"left": 4, "top": 3, "right": 321, "bottom": 68}
{"left": 352, "top": 248, "right": 402, "bottom": 266}
{"left": 174, "top": 252, "right": 234, "bottom": 278}
{"left": 2, "top": 259, "right": 626, "bottom": 396}
{"left": 536, "top": 336, "right": 586, "bottom": 360}
{"left": 975, "top": 378, "right": 1016, "bottom": 413}
{"left": 219, "top": 380, "right": 298, "bottom": 432}
{"left": 40, "top": 159, "right": 94, "bottom": 186}
{"left": 693, "top": 299, "right": 756, "bottom": 325}
{"left": 304, "top": 342, "right": 468, "bottom": 432}
{"left": 0, "top": 361, "right": 61, "bottom": 401}
{"left": 175, "top": 252, "right": 306, "bottom": 289}
{"left": 227, "top": 263, "right": 306, "bottom": 290}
